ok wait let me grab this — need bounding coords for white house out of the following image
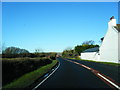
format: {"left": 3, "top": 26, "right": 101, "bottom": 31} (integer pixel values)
{"left": 81, "top": 16, "right": 120, "bottom": 63}
{"left": 80, "top": 47, "right": 100, "bottom": 61}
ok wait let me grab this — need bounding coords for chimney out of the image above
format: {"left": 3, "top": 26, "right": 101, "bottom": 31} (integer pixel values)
{"left": 108, "top": 16, "right": 116, "bottom": 27}
{"left": 110, "top": 16, "right": 114, "bottom": 20}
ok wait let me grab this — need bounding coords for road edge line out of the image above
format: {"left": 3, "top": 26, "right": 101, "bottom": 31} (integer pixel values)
{"left": 65, "top": 58, "right": 120, "bottom": 89}
{"left": 32, "top": 61, "right": 60, "bottom": 90}
{"left": 97, "top": 73, "right": 120, "bottom": 89}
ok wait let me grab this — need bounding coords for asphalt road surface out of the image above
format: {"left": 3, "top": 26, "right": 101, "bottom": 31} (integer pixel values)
{"left": 67, "top": 58, "right": 120, "bottom": 84}
{"left": 34, "top": 57, "right": 114, "bottom": 89}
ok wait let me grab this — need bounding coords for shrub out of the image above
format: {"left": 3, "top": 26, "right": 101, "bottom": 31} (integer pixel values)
{"left": 2, "top": 58, "right": 52, "bottom": 86}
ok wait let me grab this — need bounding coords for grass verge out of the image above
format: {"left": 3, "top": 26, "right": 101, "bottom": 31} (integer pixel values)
{"left": 2, "top": 60, "right": 58, "bottom": 89}
{"left": 67, "top": 57, "right": 120, "bottom": 66}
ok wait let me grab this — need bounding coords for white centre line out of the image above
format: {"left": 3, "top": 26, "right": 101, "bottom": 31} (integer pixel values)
{"left": 97, "top": 73, "right": 120, "bottom": 89}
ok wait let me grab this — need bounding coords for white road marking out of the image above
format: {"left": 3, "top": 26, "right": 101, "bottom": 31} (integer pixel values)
{"left": 74, "top": 62, "right": 79, "bottom": 64}
{"left": 32, "top": 62, "right": 60, "bottom": 90}
{"left": 66, "top": 59, "right": 120, "bottom": 89}
{"left": 97, "top": 73, "right": 120, "bottom": 89}
{"left": 81, "top": 64, "right": 91, "bottom": 70}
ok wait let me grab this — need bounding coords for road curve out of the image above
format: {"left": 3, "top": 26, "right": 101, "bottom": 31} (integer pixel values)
{"left": 33, "top": 57, "right": 113, "bottom": 89}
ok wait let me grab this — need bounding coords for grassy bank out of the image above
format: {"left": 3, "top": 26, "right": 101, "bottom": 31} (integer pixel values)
{"left": 2, "top": 57, "right": 53, "bottom": 86}
{"left": 67, "top": 57, "right": 120, "bottom": 66}
{"left": 3, "top": 60, "right": 58, "bottom": 89}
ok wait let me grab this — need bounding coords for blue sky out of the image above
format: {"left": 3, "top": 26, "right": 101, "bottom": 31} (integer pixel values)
{"left": 2, "top": 0, "right": 119, "bottom": 2}
{"left": 2, "top": 2, "right": 118, "bottom": 52}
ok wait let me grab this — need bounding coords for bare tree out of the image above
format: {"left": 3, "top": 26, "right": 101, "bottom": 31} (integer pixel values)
{"left": 64, "top": 46, "right": 73, "bottom": 51}
{"left": 1, "top": 43, "right": 6, "bottom": 54}
{"left": 35, "top": 48, "right": 43, "bottom": 53}
{"left": 82, "top": 40, "right": 95, "bottom": 45}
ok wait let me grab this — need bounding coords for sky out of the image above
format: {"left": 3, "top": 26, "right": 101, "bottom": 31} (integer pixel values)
{"left": 2, "top": 2, "right": 118, "bottom": 53}
{"left": 1, "top": 0, "right": 120, "bottom": 2}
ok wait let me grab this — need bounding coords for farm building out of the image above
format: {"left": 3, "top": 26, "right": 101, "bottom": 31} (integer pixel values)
{"left": 81, "top": 16, "right": 120, "bottom": 63}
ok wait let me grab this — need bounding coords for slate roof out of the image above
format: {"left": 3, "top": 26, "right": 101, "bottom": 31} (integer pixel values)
{"left": 82, "top": 47, "right": 99, "bottom": 53}
{"left": 114, "top": 24, "right": 120, "bottom": 32}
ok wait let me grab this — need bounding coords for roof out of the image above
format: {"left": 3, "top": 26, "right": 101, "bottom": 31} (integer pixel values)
{"left": 114, "top": 24, "right": 120, "bottom": 32}
{"left": 82, "top": 47, "right": 99, "bottom": 53}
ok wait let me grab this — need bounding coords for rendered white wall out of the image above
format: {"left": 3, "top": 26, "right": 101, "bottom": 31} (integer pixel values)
{"left": 99, "top": 19, "right": 119, "bottom": 63}
{"left": 81, "top": 52, "right": 99, "bottom": 61}
{"left": 80, "top": 19, "right": 119, "bottom": 63}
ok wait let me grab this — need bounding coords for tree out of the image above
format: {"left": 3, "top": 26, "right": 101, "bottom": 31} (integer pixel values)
{"left": 3, "top": 47, "right": 29, "bottom": 54}
{"left": 34, "top": 48, "right": 44, "bottom": 57}
{"left": 74, "top": 45, "right": 83, "bottom": 55}
{"left": 0, "top": 42, "right": 2, "bottom": 54}
{"left": 74, "top": 40, "right": 99, "bottom": 56}
{"left": 64, "top": 47, "right": 73, "bottom": 51}
{"left": 48, "top": 52, "right": 57, "bottom": 60}
{"left": 62, "top": 49, "right": 76, "bottom": 58}
{"left": 82, "top": 40, "right": 95, "bottom": 45}
{"left": 2, "top": 46, "right": 29, "bottom": 58}
{"left": 1, "top": 43, "right": 6, "bottom": 54}
{"left": 62, "top": 40, "right": 99, "bottom": 57}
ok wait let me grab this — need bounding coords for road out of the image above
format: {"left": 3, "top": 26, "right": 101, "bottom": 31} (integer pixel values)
{"left": 67, "top": 58, "right": 120, "bottom": 84}
{"left": 33, "top": 57, "right": 118, "bottom": 89}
